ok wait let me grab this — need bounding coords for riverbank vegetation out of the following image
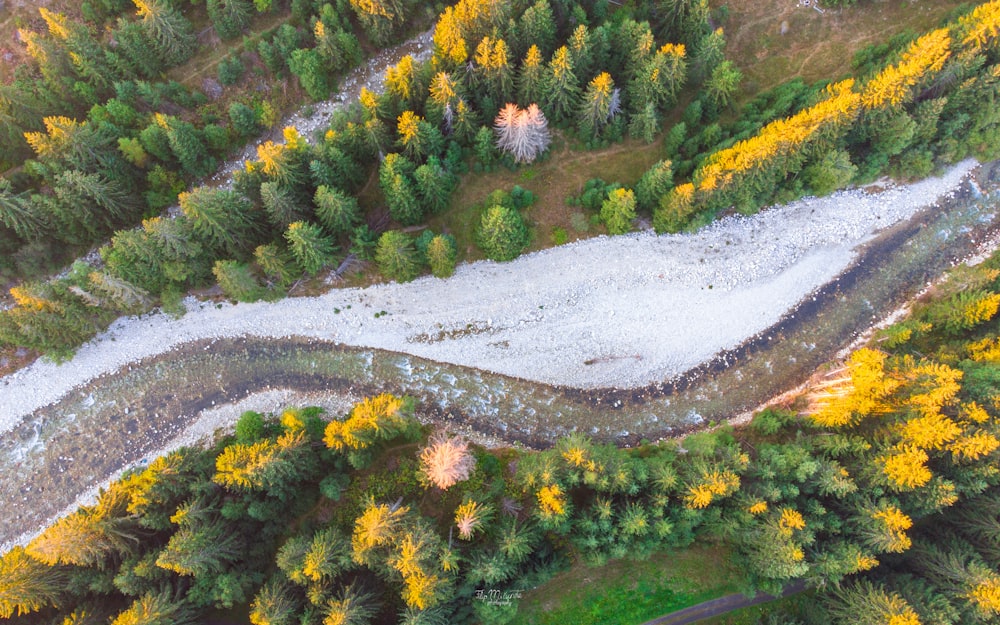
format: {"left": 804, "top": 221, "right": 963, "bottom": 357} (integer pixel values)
{"left": 2, "top": 248, "right": 1000, "bottom": 624}
{"left": 2, "top": 0, "right": 1000, "bottom": 366}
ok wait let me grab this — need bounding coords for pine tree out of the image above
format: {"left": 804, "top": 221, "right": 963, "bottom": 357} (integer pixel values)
{"left": 249, "top": 579, "right": 300, "bottom": 625}
{"left": 289, "top": 48, "right": 333, "bottom": 101}
{"left": 543, "top": 47, "right": 581, "bottom": 123}
{"left": 208, "top": 0, "right": 252, "bottom": 39}
{"left": 348, "top": 0, "right": 405, "bottom": 45}
{"left": 473, "top": 37, "right": 515, "bottom": 102}
{"left": 0, "top": 179, "right": 48, "bottom": 241}
{"left": 133, "top": 0, "right": 197, "bottom": 67}
{"left": 414, "top": 157, "right": 457, "bottom": 214}
{"left": 27, "top": 506, "right": 140, "bottom": 567}
{"left": 214, "top": 260, "right": 266, "bottom": 302}
{"left": 285, "top": 221, "right": 336, "bottom": 276}
{"left": 156, "top": 513, "right": 245, "bottom": 576}
{"left": 352, "top": 499, "right": 409, "bottom": 562}
{"left": 314, "top": 185, "right": 360, "bottom": 236}
{"left": 629, "top": 43, "right": 688, "bottom": 113}
{"left": 385, "top": 55, "right": 423, "bottom": 111}
{"left": 156, "top": 114, "right": 213, "bottom": 178}
{"left": 0, "top": 547, "right": 67, "bottom": 619}
{"left": 600, "top": 187, "right": 636, "bottom": 235}
{"left": 635, "top": 160, "right": 674, "bottom": 213}
{"left": 477, "top": 203, "right": 530, "bottom": 261}
{"left": 426, "top": 234, "right": 457, "bottom": 278}
{"left": 380, "top": 153, "right": 424, "bottom": 225}
{"left": 88, "top": 270, "right": 152, "bottom": 313}
{"left": 375, "top": 230, "right": 421, "bottom": 282}
{"left": 179, "top": 187, "right": 260, "bottom": 256}
{"left": 705, "top": 60, "right": 742, "bottom": 109}
{"left": 323, "top": 581, "right": 378, "bottom": 625}
{"left": 515, "top": 0, "right": 556, "bottom": 59}
{"left": 692, "top": 28, "right": 726, "bottom": 83}
{"left": 261, "top": 181, "right": 308, "bottom": 231}
{"left": 517, "top": 45, "right": 546, "bottom": 107}
{"left": 302, "top": 527, "right": 354, "bottom": 583}
{"left": 111, "top": 587, "right": 197, "bottom": 625}
{"left": 578, "top": 72, "right": 619, "bottom": 138}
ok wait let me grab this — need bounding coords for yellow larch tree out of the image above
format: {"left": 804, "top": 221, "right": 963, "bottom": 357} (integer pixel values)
{"left": 861, "top": 29, "right": 951, "bottom": 110}
{"left": 959, "top": 0, "right": 1000, "bottom": 52}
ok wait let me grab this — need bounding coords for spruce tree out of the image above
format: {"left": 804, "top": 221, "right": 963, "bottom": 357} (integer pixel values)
{"left": 285, "top": 221, "right": 336, "bottom": 276}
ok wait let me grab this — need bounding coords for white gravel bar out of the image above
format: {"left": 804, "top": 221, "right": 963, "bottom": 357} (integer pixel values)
{"left": 0, "top": 159, "right": 979, "bottom": 435}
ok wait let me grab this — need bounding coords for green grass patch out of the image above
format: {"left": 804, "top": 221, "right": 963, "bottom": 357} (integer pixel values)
{"left": 511, "top": 544, "right": 743, "bottom": 625}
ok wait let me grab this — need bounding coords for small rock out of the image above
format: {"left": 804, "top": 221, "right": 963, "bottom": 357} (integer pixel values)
{"left": 780, "top": 20, "right": 790, "bottom": 35}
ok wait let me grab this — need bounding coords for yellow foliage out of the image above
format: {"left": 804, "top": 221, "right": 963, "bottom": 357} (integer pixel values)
{"left": 255, "top": 140, "right": 287, "bottom": 179}
{"left": 961, "top": 401, "right": 992, "bottom": 423}
{"left": 454, "top": 501, "right": 485, "bottom": 540}
{"left": 898, "top": 359, "right": 963, "bottom": 417}
{"left": 397, "top": 111, "right": 421, "bottom": 144}
{"left": 685, "top": 484, "right": 714, "bottom": 509}
{"left": 326, "top": 394, "right": 404, "bottom": 452}
{"left": 968, "top": 337, "right": 1000, "bottom": 362}
{"left": 960, "top": 0, "right": 1000, "bottom": 51}
{"left": 280, "top": 409, "right": 305, "bottom": 433}
{"left": 352, "top": 501, "right": 408, "bottom": 555}
{"left": 282, "top": 126, "right": 306, "bottom": 151}
{"left": 39, "top": 8, "right": 71, "bottom": 40}
{"left": 950, "top": 430, "right": 1000, "bottom": 461}
{"left": 856, "top": 554, "right": 880, "bottom": 571}
{"left": 24, "top": 116, "right": 80, "bottom": 158}
{"left": 748, "top": 501, "right": 768, "bottom": 515}
{"left": 707, "top": 470, "right": 741, "bottom": 495}
{"left": 9, "top": 286, "right": 58, "bottom": 312}
{"left": 779, "top": 508, "right": 807, "bottom": 534}
{"left": 403, "top": 571, "right": 442, "bottom": 610}
{"left": 969, "top": 575, "right": 1000, "bottom": 616}
{"left": 886, "top": 610, "right": 922, "bottom": 625}
{"left": 882, "top": 445, "right": 933, "bottom": 490}
{"left": 861, "top": 29, "right": 952, "bottom": 109}
{"left": 900, "top": 413, "right": 963, "bottom": 450}
{"left": 872, "top": 505, "right": 913, "bottom": 552}
{"left": 696, "top": 80, "right": 859, "bottom": 194}
{"left": 537, "top": 484, "right": 566, "bottom": 518}
{"left": 214, "top": 440, "right": 275, "bottom": 490}
{"left": 807, "top": 348, "right": 899, "bottom": 428}
{"left": 686, "top": 470, "right": 739, "bottom": 509}
{"left": 561, "top": 447, "right": 587, "bottom": 467}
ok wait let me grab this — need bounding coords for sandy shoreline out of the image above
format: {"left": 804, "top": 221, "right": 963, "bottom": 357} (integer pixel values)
{"left": 0, "top": 159, "right": 980, "bottom": 436}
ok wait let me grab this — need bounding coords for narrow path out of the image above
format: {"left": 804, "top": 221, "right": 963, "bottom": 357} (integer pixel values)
{"left": 640, "top": 581, "right": 807, "bottom": 625}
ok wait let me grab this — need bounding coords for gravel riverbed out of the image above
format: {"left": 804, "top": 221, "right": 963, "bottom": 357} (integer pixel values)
{"left": 0, "top": 158, "right": 980, "bottom": 436}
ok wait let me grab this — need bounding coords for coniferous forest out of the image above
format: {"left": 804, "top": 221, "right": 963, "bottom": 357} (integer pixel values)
{"left": 1, "top": 0, "right": 1000, "bottom": 623}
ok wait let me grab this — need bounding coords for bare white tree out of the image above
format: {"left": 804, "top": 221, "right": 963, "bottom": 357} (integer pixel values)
{"left": 494, "top": 103, "right": 551, "bottom": 164}
{"left": 419, "top": 431, "right": 476, "bottom": 490}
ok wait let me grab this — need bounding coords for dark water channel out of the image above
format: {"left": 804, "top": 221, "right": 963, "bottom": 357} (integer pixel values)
{"left": 2, "top": 162, "right": 1000, "bottom": 546}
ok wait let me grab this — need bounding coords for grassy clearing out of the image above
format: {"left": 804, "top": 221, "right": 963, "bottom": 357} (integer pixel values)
{"left": 721, "top": 0, "right": 972, "bottom": 96}
{"left": 428, "top": 132, "right": 667, "bottom": 262}
{"left": 510, "top": 543, "right": 744, "bottom": 625}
